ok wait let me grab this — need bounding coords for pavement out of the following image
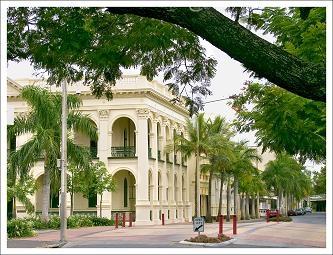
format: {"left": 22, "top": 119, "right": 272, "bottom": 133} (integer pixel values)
{"left": 6, "top": 212, "right": 326, "bottom": 249}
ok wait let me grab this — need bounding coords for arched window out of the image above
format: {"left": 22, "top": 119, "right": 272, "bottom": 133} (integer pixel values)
{"left": 124, "top": 178, "right": 128, "bottom": 207}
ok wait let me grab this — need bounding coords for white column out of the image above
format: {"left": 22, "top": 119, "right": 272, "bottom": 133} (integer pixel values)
{"left": 97, "top": 110, "right": 111, "bottom": 218}
{"left": 152, "top": 120, "right": 160, "bottom": 223}
{"left": 135, "top": 109, "right": 151, "bottom": 225}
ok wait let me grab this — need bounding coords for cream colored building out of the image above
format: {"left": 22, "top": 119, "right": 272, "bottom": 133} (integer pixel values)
{"left": 7, "top": 76, "right": 276, "bottom": 224}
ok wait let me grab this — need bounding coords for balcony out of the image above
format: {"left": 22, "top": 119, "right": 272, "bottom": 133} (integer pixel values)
{"left": 110, "top": 146, "right": 136, "bottom": 158}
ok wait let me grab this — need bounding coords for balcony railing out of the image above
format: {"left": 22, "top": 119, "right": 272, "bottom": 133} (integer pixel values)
{"left": 110, "top": 146, "right": 136, "bottom": 158}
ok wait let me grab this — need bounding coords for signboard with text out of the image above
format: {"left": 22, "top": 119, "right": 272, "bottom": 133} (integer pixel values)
{"left": 193, "top": 217, "right": 204, "bottom": 233}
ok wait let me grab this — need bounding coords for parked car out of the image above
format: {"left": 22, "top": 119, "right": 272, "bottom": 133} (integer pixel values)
{"left": 301, "top": 208, "right": 306, "bottom": 215}
{"left": 287, "top": 209, "right": 297, "bottom": 216}
{"left": 295, "top": 208, "right": 304, "bottom": 215}
{"left": 305, "top": 207, "right": 312, "bottom": 213}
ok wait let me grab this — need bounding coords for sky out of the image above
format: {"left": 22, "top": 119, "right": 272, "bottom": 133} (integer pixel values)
{"left": 6, "top": 8, "right": 322, "bottom": 172}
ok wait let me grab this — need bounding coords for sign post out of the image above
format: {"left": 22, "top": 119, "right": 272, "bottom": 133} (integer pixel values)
{"left": 193, "top": 217, "right": 204, "bottom": 236}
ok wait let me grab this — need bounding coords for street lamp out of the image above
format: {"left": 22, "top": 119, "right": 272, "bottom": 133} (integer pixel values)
{"left": 60, "top": 80, "right": 68, "bottom": 244}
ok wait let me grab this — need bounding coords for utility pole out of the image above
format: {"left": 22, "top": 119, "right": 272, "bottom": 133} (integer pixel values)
{"left": 196, "top": 114, "right": 200, "bottom": 218}
{"left": 60, "top": 80, "right": 68, "bottom": 243}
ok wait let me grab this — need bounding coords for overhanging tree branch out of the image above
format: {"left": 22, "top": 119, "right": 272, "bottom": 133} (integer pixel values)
{"left": 106, "top": 7, "right": 326, "bottom": 102}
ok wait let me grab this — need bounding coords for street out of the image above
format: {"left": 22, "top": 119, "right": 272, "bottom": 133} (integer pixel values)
{"left": 7, "top": 213, "right": 326, "bottom": 249}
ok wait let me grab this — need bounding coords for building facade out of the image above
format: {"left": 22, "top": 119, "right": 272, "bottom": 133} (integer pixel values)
{"left": 7, "top": 76, "right": 277, "bottom": 224}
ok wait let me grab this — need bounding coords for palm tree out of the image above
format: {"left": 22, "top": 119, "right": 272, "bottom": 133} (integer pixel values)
{"left": 200, "top": 116, "right": 234, "bottom": 222}
{"left": 262, "top": 153, "right": 306, "bottom": 215}
{"left": 230, "top": 141, "right": 261, "bottom": 219}
{"left": 167, "top": 113, "right": 209, "bottom": 217}
{"left": 8, "top": 86, "right": 97, "bottom": 221}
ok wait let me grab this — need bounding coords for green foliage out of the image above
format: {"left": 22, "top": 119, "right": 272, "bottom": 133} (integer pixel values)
{"left": 27, "top": 216, "right": 49, "bottom": 230}
{"left": 90, "top": 216, "right": 114, "bottom": 226}
{"left": 67, "top": 215, "right": 94, "bottom": 228}
{"left": 7, "top": 7, "right": 217, "bottom": 114}
{"left": 7, "top": 219, "right": 35, "bottom": 238}
{"left": 231, "top": 82, "right": 326, "bottom": 162}
{"left": 312, "top": 165, "right": 326, "bottom": 195}
{"left": 47, "top": 215, "right": 61, "bottom": 229}
{"left": 87, "top": 161, "right": 116, "bottom": 196}
{"left": 262, "top": 153, "right": 312, "bottom": 200}
{"left": 230, "top": 7, "right": 326, "bottom": 162}
{"left": 7, "top": 173, "right": 37, "bottom": 214}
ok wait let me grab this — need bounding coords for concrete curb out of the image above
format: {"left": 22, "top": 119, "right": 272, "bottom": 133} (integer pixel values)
{"left": 179, "top": 238, "right": 236, "bottom": 247}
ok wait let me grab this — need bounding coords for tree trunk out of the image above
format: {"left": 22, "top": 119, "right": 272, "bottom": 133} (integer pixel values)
{"left": 107, "top": 7, "right": 326, "bottom": 102}
{"left": 42, "top": 166, "right": 50, "bottom": 221}
{"left": 70, "top": 192, "right": 74, "bottom": 216}
{"left": 245, "top": 194, "right": 250, "bottom": 220}
{"left": 206, "top": 169, "right": 213, "bottom": 222}
{"left": 251, "top": 197, "right": 256, "bottom": 218}
{"left": 233, "top": 176, "right": 239, "bottom": 219}
{"left": 241, "top": 193, "right": 245, "bottom": 220}
{"left": 226, "top": 177, "right": 231, "bottom": 222}
{"left": 12, "top": 197, "right": 17, "bottom": 219}
{"left": 218, "top": 175, "right": 224, "bottom": 217}
{"left": 194, "top": 156, "right": 198, "bottom": 218}
{"left": 256, "top": 192, "right": 260, "bottom": 219}
{"left": 100, "top": 194, "right": 103, "bottom": 217}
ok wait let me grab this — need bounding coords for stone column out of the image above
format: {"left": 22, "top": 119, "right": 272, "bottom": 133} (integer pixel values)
{"left": 152, "top": 119, "right": 160, "bottom": 223}
{"left": 97, "top": 110, "right": 112, "bottom": 218}
{"left": 135, "top": 109, "right": 151, "bottom": 225}
{"left": 160, "top": 121, "right": 168, "bottom": 221}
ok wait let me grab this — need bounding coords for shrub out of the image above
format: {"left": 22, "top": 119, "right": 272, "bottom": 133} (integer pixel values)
{"left": 67, "top": 215, "right": 93, "bottom": 228}
{"left": 7, "top": 219, "right": 35, "bottom": 238}
{"left": 90, "top": 216, "right": 114, "bottom": 226}
{"left": 185, "top": 234, "right": 231, "bottom": 243}
{"left": 47, "top": 216, "right": 60, "bottom": 229}
{"left": 26, "top": 216, "right": 49, "bottom": 230}
{"left": 270, "top": 216, "right": 292, "bottom": 222}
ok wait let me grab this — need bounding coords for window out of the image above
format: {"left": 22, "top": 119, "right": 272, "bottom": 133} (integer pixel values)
{"left": 50, "top": 192, "right": 59, "bottom": 208}
{"left": 90, "top": 140, "right": 97, "bottom": 158}
{"left": 124, "top": 178, "right": 128, "bottom": 207}
{"left": 124, "top": 129, "right": 127, "bottom": 147}
{"left": 88, "top": 190, "right": 97, "bottom": 208}
{"left": 9, "top": 135, "right": 16, "bottom": 153}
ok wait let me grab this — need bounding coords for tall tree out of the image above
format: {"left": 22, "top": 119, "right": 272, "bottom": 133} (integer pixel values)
{"left": 8, "top": 86, "right": 97, "bottom": 221}
{"left": 312, "top": 166, "right": 326, "bottom": 195}
{"left": 201, "top": 118, "right": 234, "bottom": 222}
{"left": 7, "top": 7, "right": 217, "bottom": 115}
{"left": 107, "top": 7, "right": 326, "bottom": 102}
{"left": 168, "top": 113, "right": 211, "bottom": 217}
{"left": 230, "top": 141, "right": 261, "bottom": 219}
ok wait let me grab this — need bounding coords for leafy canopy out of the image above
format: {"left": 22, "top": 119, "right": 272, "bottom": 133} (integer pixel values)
{"left": 230, "top": 7, "right": 326, "bottom": 162}
{"left": 7, "top": 7, "right": 217, "bottom": 115}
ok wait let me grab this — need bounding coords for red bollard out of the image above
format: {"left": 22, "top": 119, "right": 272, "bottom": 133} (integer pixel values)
{"left": 115, "top": 213, "right": 119, "bottom": 228}
{"left": 129, "top": 213, "right": 132, "bottom": 227}
{"left": 162, "top": 213, "right": 165, "bottom": 225}
{"left": 122, "top": 213, "right": 126, "bottom": 227}
{"left": 218, "top": 215, "right": 223, "bottom": 237}
{"left": 277, "top": 209, "right": 280, "bottom": 223}
{"left": 232, "top": 215, "right": 237, "bottom": 235}
{"left": 266, "top": 209, "right": 270, "bottom": 223}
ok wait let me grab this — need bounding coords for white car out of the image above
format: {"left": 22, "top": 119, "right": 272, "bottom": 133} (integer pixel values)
{"left": 305, "top": 207, "right": 312, "bottom": 213}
